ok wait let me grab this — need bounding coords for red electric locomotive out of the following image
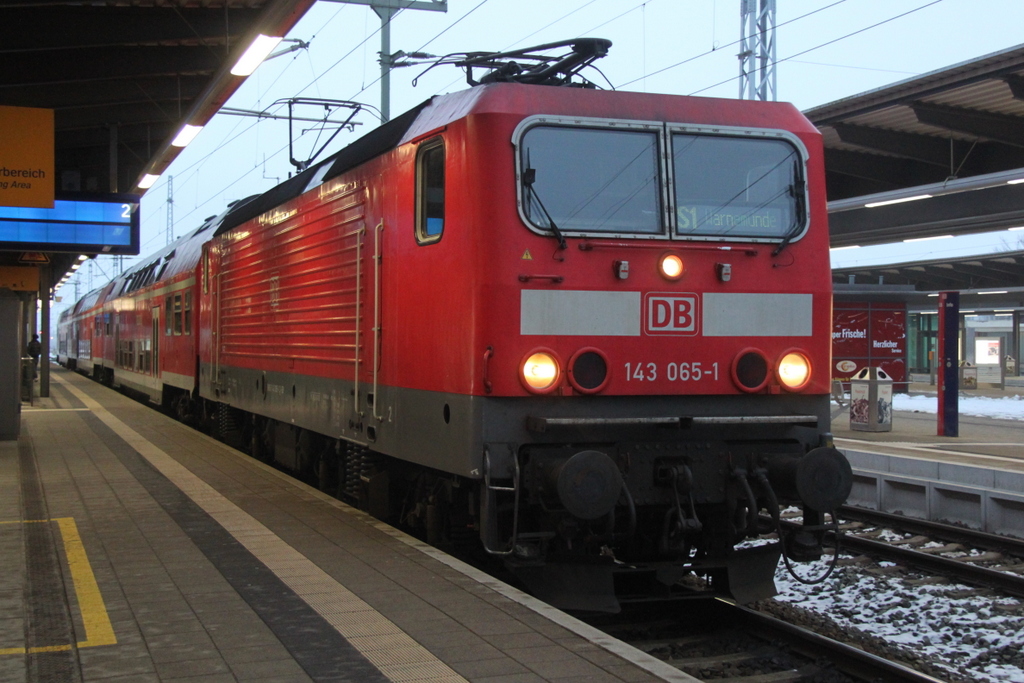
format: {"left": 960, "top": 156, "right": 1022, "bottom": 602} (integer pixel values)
{"left": 59, "top": 41, "right": 851, "bottom": 611}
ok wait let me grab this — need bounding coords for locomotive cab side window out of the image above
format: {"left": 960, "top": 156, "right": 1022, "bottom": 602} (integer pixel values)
{"left": 415, "top": 139, "right": 445, "bottom": 244}
{"left": 672, "top": 133, "right": 807, "bottom": 242}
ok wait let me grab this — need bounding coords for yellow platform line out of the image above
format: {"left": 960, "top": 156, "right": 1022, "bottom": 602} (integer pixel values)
{"left": 0, "top": 517, "right": 116, "bottom": 655}
{"left": 57, "top": 517, "right": 117, "bottom": 648}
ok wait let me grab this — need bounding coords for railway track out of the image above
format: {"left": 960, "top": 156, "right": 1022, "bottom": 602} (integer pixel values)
{"left": 831, "top": 507, "right": 1024, "bottom": 598}
{"left": 586, "top": 597, "right": 943, "bottom": 682}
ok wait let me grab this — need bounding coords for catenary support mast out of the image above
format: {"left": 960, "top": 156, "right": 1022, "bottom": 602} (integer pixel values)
{"left": 320, "top": 0, "right": 447, "bottom": 122}
{"left": 738, "top": 0, "right": 777, "bottom": 101}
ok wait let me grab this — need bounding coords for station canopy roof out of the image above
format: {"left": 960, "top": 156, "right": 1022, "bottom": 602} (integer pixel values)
{"left": 833, "top": 249, "right": 1024, "bottom": 309}
{"left": 805, "top": 43, "right": 1024, "bottom": 250}
{"left": 0, "top": 0, "right": 316, "bottom": 286}
{"left": 1, "top": 0, "right": 315, "bottom": 196}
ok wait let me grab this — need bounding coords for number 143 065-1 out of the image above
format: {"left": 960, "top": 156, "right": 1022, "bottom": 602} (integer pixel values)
{"left": 624, "top": 362, "right": 720, "bottom": 382}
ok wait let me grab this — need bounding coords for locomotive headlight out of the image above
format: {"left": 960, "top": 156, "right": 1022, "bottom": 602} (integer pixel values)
{"left": 777, "top": 351, "right": 811, "bottom": 390}
{"left": 659, "top": 253, "right": 684, "bottom": 280}
{"left": 521, "top": 351, "right": 561, "bottom": 393}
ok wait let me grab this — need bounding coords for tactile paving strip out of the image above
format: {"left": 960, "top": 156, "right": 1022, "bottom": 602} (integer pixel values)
{"left": 18, "top": 429, "right": 82, "bottom": 683}
{"left": 61, "top": 378, "right": 467, "bottom": 683}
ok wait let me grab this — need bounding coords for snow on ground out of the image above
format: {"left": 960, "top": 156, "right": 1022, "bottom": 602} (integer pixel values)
{"left": 773, "top": 557, "right": 1024, "bottom": 682}
{"left": 892, "top": 393, "right": 1024, "bottom": 421}
{"left": 776, "top": 390, "right": 1024, "bottom": 679}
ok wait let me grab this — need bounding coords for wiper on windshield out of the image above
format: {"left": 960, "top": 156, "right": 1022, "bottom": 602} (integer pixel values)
{"left": 771, "top": 165, "right": 807, "bottom": 257}
{"left": 522, "top": 156, "right": 568, "bottom": 251}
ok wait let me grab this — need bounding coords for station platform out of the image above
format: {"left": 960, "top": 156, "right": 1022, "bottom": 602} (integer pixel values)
{"left": 830, "top": 381, "right": 1024, "bottom": 473}
{"left": 4, "top": 366, "right": 691, "bottom": 683}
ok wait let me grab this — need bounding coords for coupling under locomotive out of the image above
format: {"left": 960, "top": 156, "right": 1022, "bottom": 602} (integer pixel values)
{"left": 58, "top": 40, "right": 851, "bottom": 612}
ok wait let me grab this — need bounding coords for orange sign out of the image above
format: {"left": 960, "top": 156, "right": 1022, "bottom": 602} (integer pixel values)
{"left": 19, "top": 252, "right": 50, "bottom": 264}
{"left": 0, "top": 105, "right": 55, "bottom": 209}
{"left": 0, "top": 266, "right": 39, "bottom": 292}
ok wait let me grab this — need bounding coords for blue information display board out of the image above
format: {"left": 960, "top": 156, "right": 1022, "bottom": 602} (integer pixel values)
{"left": 0, "top": 192, "right": 140, "bottom": 255}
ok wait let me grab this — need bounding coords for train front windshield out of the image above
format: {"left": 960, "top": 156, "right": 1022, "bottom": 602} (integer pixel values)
{"left": 518, "top": 123, "right": 807, "bottom": 243}
{"left": 672, "top": 134, "right": 802, "bottom": 241}
{"left": 520, "top": 126, "right": 662, "bottom": 235}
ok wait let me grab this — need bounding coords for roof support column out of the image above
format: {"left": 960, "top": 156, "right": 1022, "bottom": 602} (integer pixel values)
{"left": 40, "top": 267, "right": 50, "bottom": 399}
{"left": 0, "top": 289, "right": 22, "bottom": 440}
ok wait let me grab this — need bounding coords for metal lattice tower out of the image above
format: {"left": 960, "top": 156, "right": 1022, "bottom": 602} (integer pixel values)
{"left": 166, "top": 174, "right": 174, "bottom": 245}
{"left": 738, "top": 0, "right": 777, "bottom": 101}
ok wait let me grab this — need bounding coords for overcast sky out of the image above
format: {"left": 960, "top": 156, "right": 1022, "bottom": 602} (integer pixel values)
{"left": 64, "top": 0, "right": 1024, "bottom": 297}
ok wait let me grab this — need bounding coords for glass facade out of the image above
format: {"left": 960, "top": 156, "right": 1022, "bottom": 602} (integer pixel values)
{"left": 906, "top": 310, "right": 1021, "bottom": 377}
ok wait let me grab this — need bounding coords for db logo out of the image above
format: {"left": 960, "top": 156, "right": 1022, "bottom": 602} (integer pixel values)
{"left": 646, "top": 294, "right": 699, "bottom": 335}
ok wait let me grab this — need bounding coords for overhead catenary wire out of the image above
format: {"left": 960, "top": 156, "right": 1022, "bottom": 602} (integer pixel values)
{"left": 343, "top": 0, "right": 493, "bottom": 104}
{"left": 686, "top": 0, "right": 945, "bottom": 97}
{"left": 135, "top": 0, "right": 948, "bottom": 265}
{"left": 426, "top": 0, "right": 623, "bottom": 97}
{"left": 156, "top": 0, "right": 848, "bottom": 220}
{"left": 617, "top": 0, "right": 850, "bottom": 89}
{"left": 144, "top": 0, "right": 834, "bottom": 248}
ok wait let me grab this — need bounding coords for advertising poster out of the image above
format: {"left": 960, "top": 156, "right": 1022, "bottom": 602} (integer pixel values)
{"left": 871, "top": 309, "right": 906, "bottom": 358}
{"left": 832, "top": 303, "right": 908, "bottom": 386}
{"left": 877, "top": 381, "right": 893, "bottom": 425}
{"left": 0, "top": 105, "right": 54, "bottom": 209}
{"left": 975, "top": 339, "right": 1000, "bottom": 365}
{"left": 832, "top": 309, "right": 869, "bottom": 358}
{"left": 849, "top": 381, "right": 870, "bottom": 425}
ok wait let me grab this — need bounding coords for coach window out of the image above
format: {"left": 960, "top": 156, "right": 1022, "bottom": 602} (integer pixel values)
{"left": 415, "top": 138, "right": 445, "bottom": 244}
{"left": 173, "top": 293, "right": 183, "bottom": 335}
{"left": 165, "top": 296, "right": 173, "bottom": 335}
{"left": 183, "top": 291, "right": 193, "bottom": 334}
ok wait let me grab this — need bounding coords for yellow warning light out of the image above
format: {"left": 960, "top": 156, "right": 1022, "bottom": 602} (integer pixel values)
{"left": 659, "top": 253, "right": 684, "bottom": 280}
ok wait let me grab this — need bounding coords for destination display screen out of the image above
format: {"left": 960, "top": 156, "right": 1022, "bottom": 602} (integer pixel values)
{"left": 0, "top": 192, "right": 140, "bottom": 255}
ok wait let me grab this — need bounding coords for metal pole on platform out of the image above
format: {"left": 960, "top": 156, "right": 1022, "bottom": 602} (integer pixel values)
{"left": 40, "top": 266, "right": 50, "bottom": 398}
{"left": 0, "top": 289, "right": 22, "bottom": 440}
{"left": 937, "top": 291, "right": 959, "bottom": 437}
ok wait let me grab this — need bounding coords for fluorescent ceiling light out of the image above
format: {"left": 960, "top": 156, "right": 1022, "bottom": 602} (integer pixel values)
{"left": 865, "top": 194, "right": 932, "bottom": 208}
{"left": 171, "top": 124, "right": 203, "bottom": 148}
{"left": 927, "top": 293, "right": 939, "bottom": 297}
{"left": 138, "top": 174, "right": 160, "bottom": 189}
{"left": 903, "top": 234, "right": 953, "bottom": 243}
{"left": 830, "top": 245, "right": 860, "bottom": 251}
{"left": 1009, "top": 226, "right": 1024, "bottom": 231}
{"left": 231, "top": 34, "right": 283, "bottom": 76}
{"left": 979, "top": 290, "right": 1008, "bottom": 295}
{"left": 1008, "top": 178, "right": 1024, "bottom": 185}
